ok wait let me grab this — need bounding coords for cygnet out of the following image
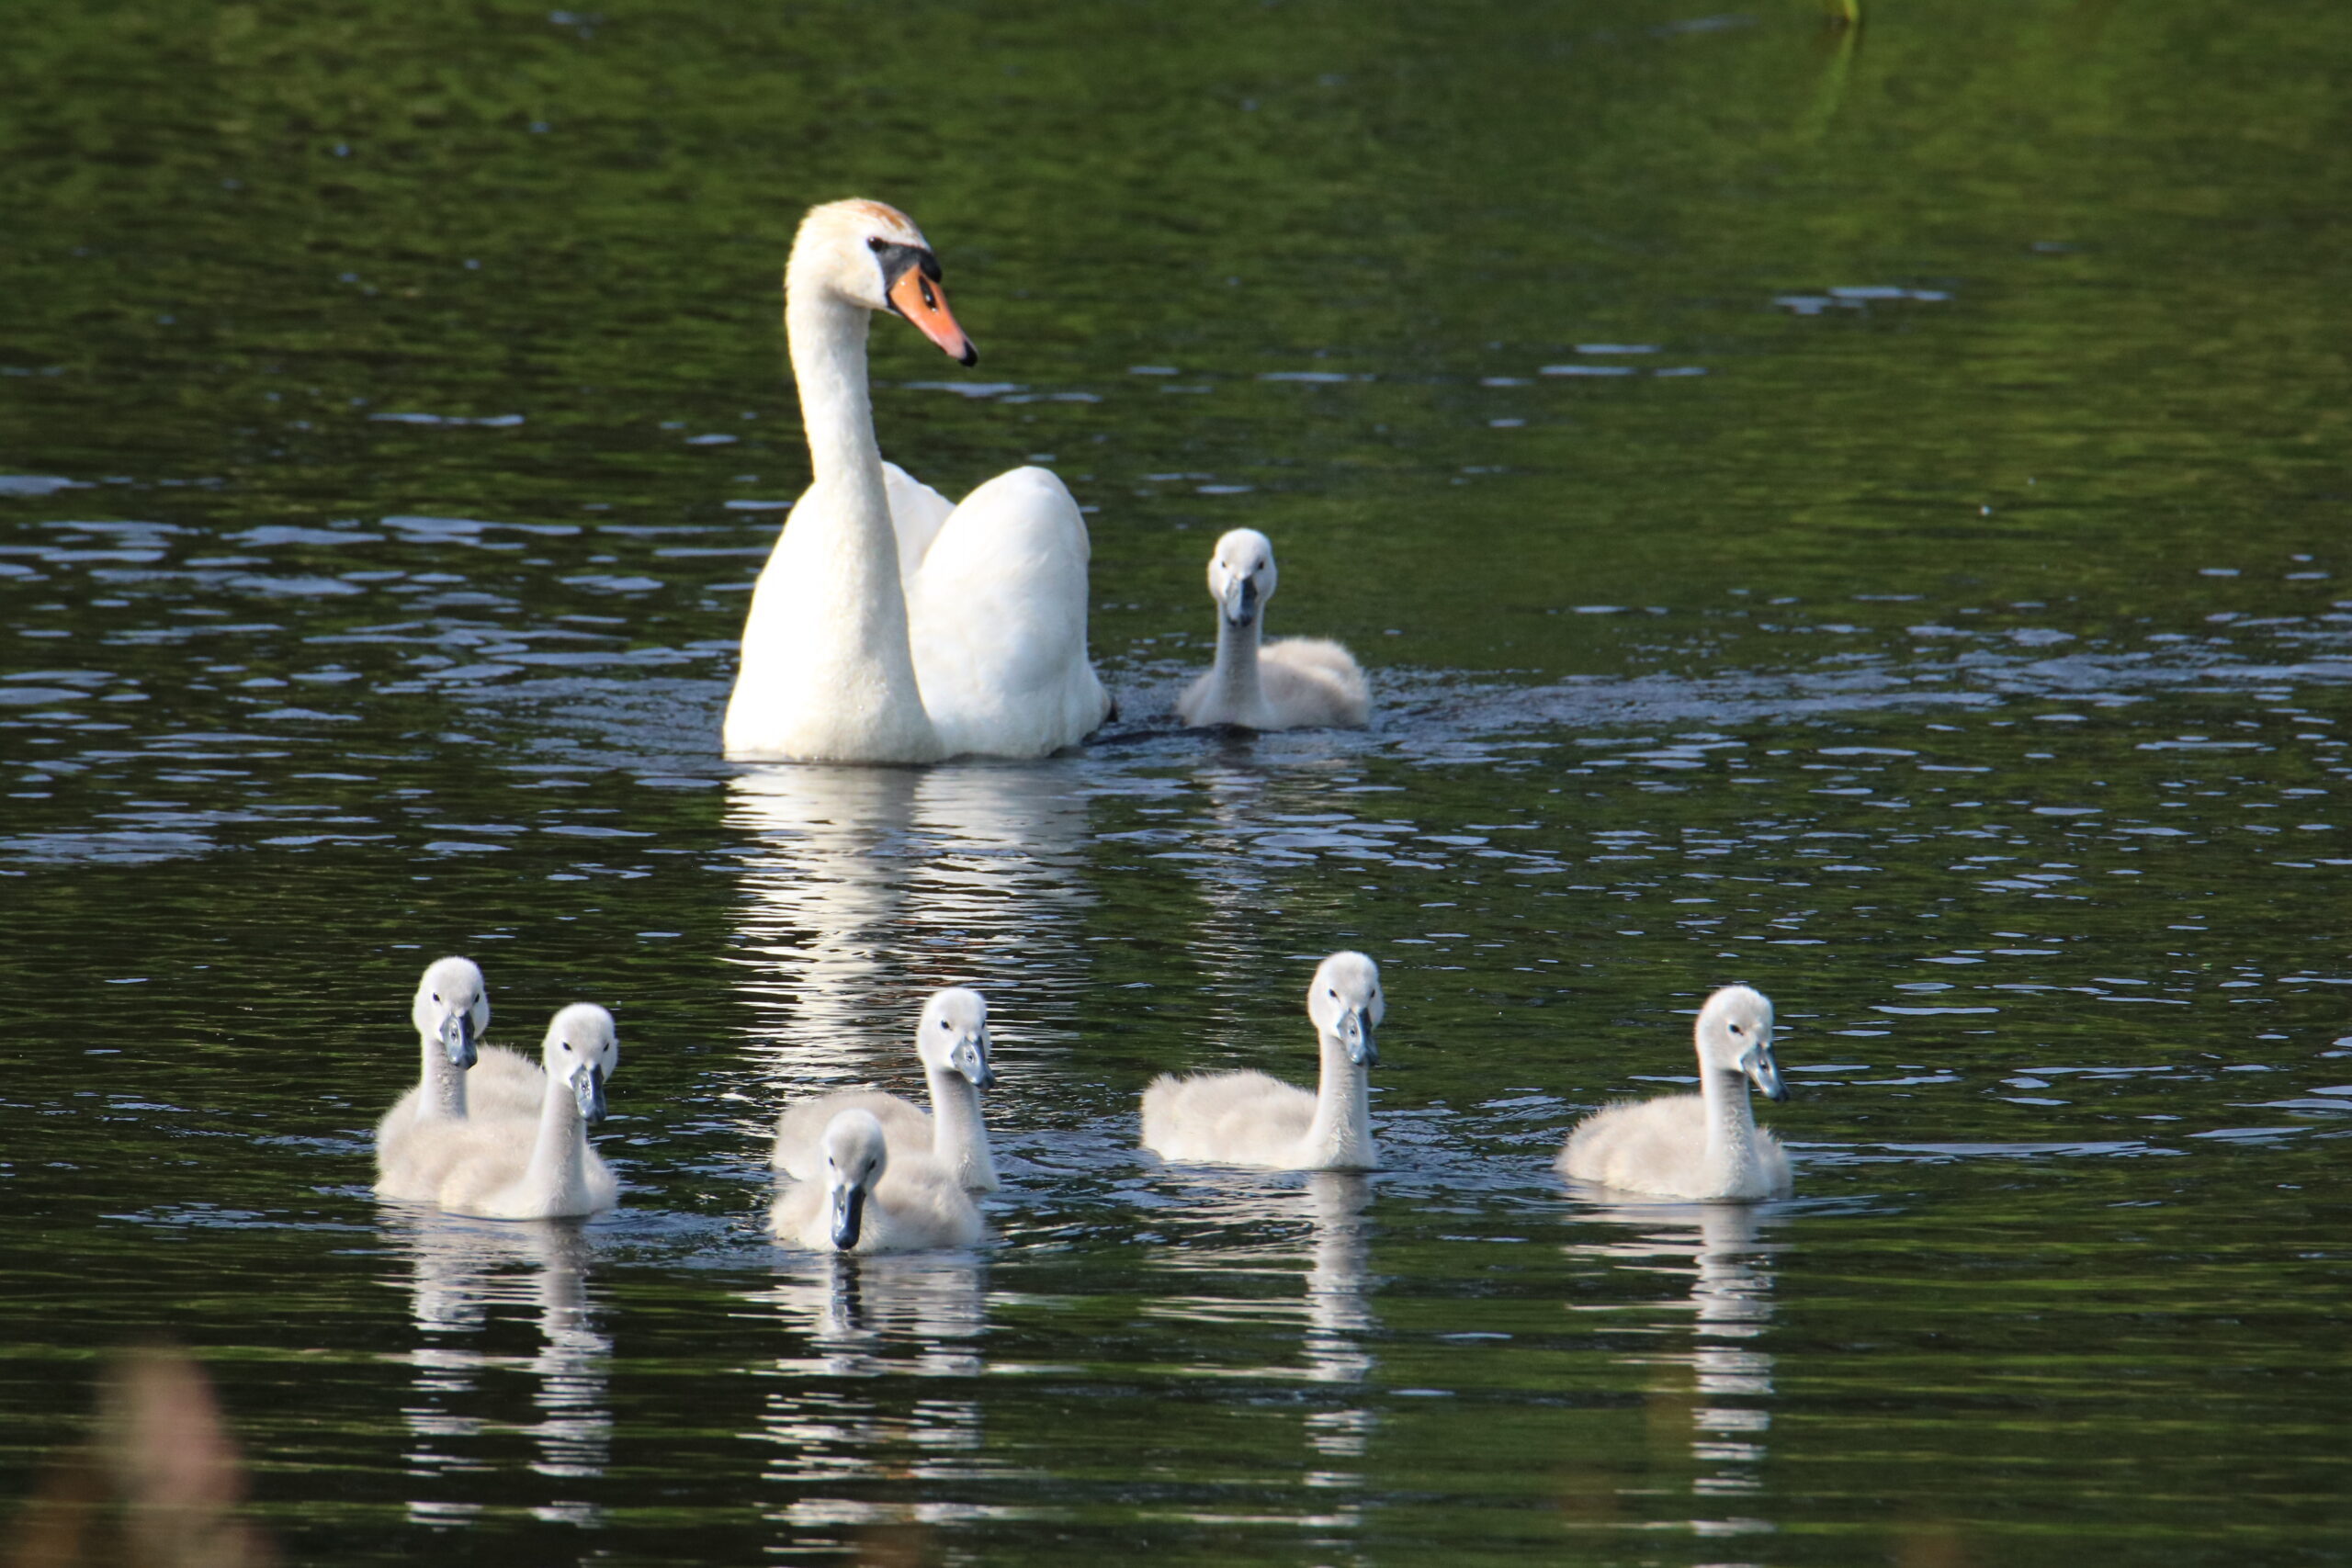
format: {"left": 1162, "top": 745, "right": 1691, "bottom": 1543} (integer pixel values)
{"left": 1556, "top": 984, "right": 1792, "bottom": 1201}
{"left": 1141, "top": 951, "right": 1385, "bottom": 1170}
{"left": 391, "top": 1004, "right": 623, "bottom": 1220}
{"left": 772, "top": 987, "right": 1000, "bottom": 1190}
{"left": 770, "top": 1109, "right": 985, "bottom": 1254}
{"left": 1175, "top": 528, "right": 1370, "bottom": 730}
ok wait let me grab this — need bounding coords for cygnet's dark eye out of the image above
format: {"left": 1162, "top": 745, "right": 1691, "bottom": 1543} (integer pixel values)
{"left": 940, "top": 1020, "right": 950, "bottom": 1030}
{"left": 432, "top": 993, "right": 441, "bottom": 1003}
{"left": 1729, "top": 1024, "right": 1745, "bottom": 1036}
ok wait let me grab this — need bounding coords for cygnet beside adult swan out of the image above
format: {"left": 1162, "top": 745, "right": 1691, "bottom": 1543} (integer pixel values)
{"left": 1176, "top": 528, "right": 1369, "bottom": 731}
{"left": 723, "top": 197, "right": 1112, "bottom": 762}
{"left": 771, "top": 1109, "right": 986, "bottom": 1254}
{"left": 388, "top": 1004, "right": 623, "bottom": 1220}
{"left": 1556, "top": 984, "right": 1792, "bottom": 1201}
{"left": 1141, "top": 952, "right": 1385, "bottom": 1170}
{"left": 772, "top": 987, "right": 1001, "bottom": 1190}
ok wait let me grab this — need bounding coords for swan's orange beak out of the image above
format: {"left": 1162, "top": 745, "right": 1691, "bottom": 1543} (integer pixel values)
{"left": 888, "top": 267, "right": 978, "bottom": 367}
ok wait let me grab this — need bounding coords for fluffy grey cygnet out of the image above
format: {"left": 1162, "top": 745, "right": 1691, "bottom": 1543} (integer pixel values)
{"left": 1176, "top": 528, "right": 1370, "bottom": 731}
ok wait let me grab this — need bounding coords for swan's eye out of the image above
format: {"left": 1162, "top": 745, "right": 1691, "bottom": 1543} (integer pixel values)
{"left": 918, "top": 276, "right": 937, "bottom": 310}
{"left": 1729, "top": 1024, "right": 1744, "bottom": 1036}
{"left": 866, "top": 235, "right": 886, "bottom": 252}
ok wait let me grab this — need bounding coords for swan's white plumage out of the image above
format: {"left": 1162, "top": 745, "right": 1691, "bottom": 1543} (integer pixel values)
{"left": 1141, "top": 952, "right": 1385, "bottom": 1171}
{"left": 723, "top": 198, "right": 1109, "bottom": 763}
{"left": 377, "top": 956, "right": 495, "bottom": 1201}
{"left": 1557, "top": 985, "right": 1792, "bottom": 1201}
{"left": 1177, "top": 529, "right": 1369, "bottom": 731}
{"left": 772, "top": 989, "right": 1001, "bottom": 1191}
{"left": 771, "top": 1109, "right": 985, "bottom": 1254}
{"left": 391, "top": 1004, "right": 622, "bottom": 1220}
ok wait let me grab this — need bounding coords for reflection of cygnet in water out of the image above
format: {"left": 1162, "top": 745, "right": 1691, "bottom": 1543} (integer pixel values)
{"left": 771, "top": 988, "right": 1001, "bottom": 1191}
{"left": 772, "top": 1109, "right": 985, "bottom": 1255}
{"left": 1557, "top": 985, "right": 1792, "bottom": 1201}
{"left": 1176, "top": 528, "right": 1370, "bottom": 731}
{"left": 394, "top": 1006, "right": 623, "bottom": 1220}
{"left": 1142, "top": 952, "right": 1385, "bottom": 1170}
{"left": 1303, "top": 1170, "right": 1375, "bottom": 1383}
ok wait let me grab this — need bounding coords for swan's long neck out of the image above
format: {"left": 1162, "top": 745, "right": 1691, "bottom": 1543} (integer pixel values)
{"left": 924, "top": 1063, "right": 998, "bottom": 1190}
{"left": 421, "top": 1032, "right": 466, "bottom": 1122}
{"left": 735, "top": 282, "right": 935, "bottom": 758}
{"left": 1698, "top": 1064, "right": 1761, "bottom": 1192}
{"left": 1302, "top": 1029, "right": 1375, "bottom": 1170}
{"left": 1204, "top": 613, "right": 1269, "bottom": 726}
{"left": 516, "top": 1073, "right": 592, "bottom": 1213}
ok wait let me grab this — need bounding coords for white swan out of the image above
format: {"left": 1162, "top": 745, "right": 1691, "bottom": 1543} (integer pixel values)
{"left": 1556, "top": 985, "right": 1792, "bottom": 1201}
{"left": 723, "top": 197, "right": 1111, "bottom": 763}
{"left": 771, "top": 987, "right": 1000, "bottom": 1190}
{"left": 771, "top": 1109, "right": 985, "bottom": 1254}
{"left": 1176, "top": 528, "right": 1369, "bottom": 730}
{"left": 1141, "top": 952, "right": 1385, "bottom": 1170}
{"left": 376, "top": 959, "right": 556, "bottom": 1201}
{"left": 389, "top": 1004, "right": 623, "bottom": 1220}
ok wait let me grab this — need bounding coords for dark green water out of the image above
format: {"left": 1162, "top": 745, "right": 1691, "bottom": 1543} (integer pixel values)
{"left": 5, "top": 1, "right": 2350, "bottom": 1562}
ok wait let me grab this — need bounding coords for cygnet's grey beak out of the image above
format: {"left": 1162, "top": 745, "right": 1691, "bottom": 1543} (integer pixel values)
{"left": 574, "top": 1063, "right": 607, "bottom": 1123}
{"left": 1743, "top": 1038, "right": 1788, "bottom": 1103}
{"left": 829, "top": 1177, "right": 866, "bottom": 1251}
{"left": 1340, "top": 1008, "right": 1377, "bottom": 1067}
{"left": 956, "top": 1030, "right": 995, "bottom": 1090}
{"left": 1221, "top": 574, "right": 1260, "bottom": 628}
{"left": 442, "top": 1010, "right": 478, "bottom": 1070}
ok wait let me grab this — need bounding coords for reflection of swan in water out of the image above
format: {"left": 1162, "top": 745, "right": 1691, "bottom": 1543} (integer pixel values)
{"left": 1303, "top": 1171, "right": 1375, "bottom": 1387}
{"left": 383, "top": 1213, "right": 612, "bottom": 1527}
{"left": 1565, "top": 1201, "right": 1778, "bottom": 1525}
{"left": 727, "top": 761, "right": 1094, "bottom": 1088}
{"left": 742, "top": 1251, "right": 991, "bottom": 1528}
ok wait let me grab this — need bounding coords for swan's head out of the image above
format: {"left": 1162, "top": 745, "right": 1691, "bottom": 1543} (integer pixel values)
{"left": 789, "top": 197, "right": 978, "bottom": 367}
{"left": 1308, "top": 951, "right": 1384, "bottom": 1066}
{"left": 820, "top": 1108, "right": 889, "bottom": 1250}
{"left": 1696, "top": 985, "right": 1785, "bottom": 1102}
{"left": 412, "top": 956, "right": 490, "bottom": 1070}
{"left": 1207, "top": 528, "right": 1279, "bottom": 629}
{"left": 916, "top": 987, "right": 994, "bottom": 1089}
{"left": 540, "top": 1003, "right": 618, "bottom": 1124}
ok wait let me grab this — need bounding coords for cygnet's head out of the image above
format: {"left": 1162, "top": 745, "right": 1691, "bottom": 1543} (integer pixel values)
{"left": 787, "top": 197, "right": 978, "bottom": 367}
{"left": 820, "top": 1108, "right": 890, "bottom": 1250}
{"left": 915, "top": 987, "right": 993, "bottom": 1089}
{"left": 1207, "top": 528, "right": 1279, "bottom": 629}
{"left": 412, "top": 956, "right": 490, "bottom": 1070}
{"left": 540, "top": 1003, "right": 619, "bottom": 1124}
{"left": 1307, "top": 951, "right": 1385, "bottom": 1066}
{"left": 1695, "top": 984, "right": 1785, "bottom": 1102}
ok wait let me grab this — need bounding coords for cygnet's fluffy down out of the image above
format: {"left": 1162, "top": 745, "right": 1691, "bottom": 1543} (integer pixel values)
{"left": 1141, "top": 952, "right": 1385, "bottom": 1171}
{"left": 1176, "top": 529, "right": 1370, "bottom": 731}
{"left": 771, "top": 1109, "right": 985, "bottom": 1254}
{"left": 377, "top": 956, "right": 494, "bottom": 1201}
{"left": 772, "top": 989, "right": 1000, "bottom": 1190}
{"left": 1556, "top": 984, "right": 1792, "bottom": 1201}
{"left": 390, "top": 1004, "right": 623, "bottom": 1220}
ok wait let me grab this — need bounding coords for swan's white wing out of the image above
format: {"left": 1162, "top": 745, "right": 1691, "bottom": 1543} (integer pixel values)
{"left": 907, "top": 466, "right": 1110, "bottom": 758}
{"left": 882, "top": 461, "right": 956, "bottom": 580}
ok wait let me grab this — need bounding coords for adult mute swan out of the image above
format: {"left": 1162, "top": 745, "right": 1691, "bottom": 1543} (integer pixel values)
{"left": 1141, "top": 952, "right": 1385, "bottom": 1170}
{"left": 1556, "top": 985, "right": 1792, "bottom": 1201}
{"left": 390, "top": 1004, "right": 623, "bottom": 1221}
{"left": 771, "top": 1109, "right": 986, "bottom": 1254}
{"left": 771, "top": 988, "right": 1001, "bottom": 1190}
{"left": 1176, "top": 528, "right": 1369, "bottom": 730}
{"left": 723, "top": 197, "right": 1112, "bottom": 763}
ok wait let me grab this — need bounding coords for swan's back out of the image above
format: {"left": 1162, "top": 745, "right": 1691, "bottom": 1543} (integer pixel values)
{"left": 1260, "top": 637, "right": 1371, "bottom": 728}
{"left": 1556, "top": 1095, "right": 1791, "bottom": 1201}
{"left": 1141, "top": 1070, "right": 1318, "bottom": 1167}
{"left": 772, "top": 1090, "right": 933, "bottom": 1179}
{"left": 770, "top": 1154, "right": 984, "bottom": 1254}
{"left": 907, "top": 466, "right": 1109, "bottom": 757}
{"left": 419, "top": 1111, "right": 618, "bottom": 1219}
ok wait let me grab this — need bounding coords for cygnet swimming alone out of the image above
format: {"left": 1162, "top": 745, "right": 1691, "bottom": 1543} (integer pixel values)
{"left": 1140, "top": 951, "right": 1385, "bottom": 1171}
{"left": 1175, "top": 528, "right": 1370, "bottom": 731}
{"left": 1556, "top": 984, "right": 1792, "bottom": 1201}
{"left": 770, "top": 1108, "right": 985, "bottom": 1254}
{"left": 771, "top": 988, "right": 1000, "bottom": 1190}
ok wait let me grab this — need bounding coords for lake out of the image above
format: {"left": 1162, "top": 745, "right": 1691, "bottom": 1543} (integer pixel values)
{"left": 3, "top": 1, "right": 2349, "bottom": 1563}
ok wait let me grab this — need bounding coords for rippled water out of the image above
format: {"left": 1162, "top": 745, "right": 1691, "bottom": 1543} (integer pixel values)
{"left": 6, "top": 1, "right": 2351, "bottom": 1562}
